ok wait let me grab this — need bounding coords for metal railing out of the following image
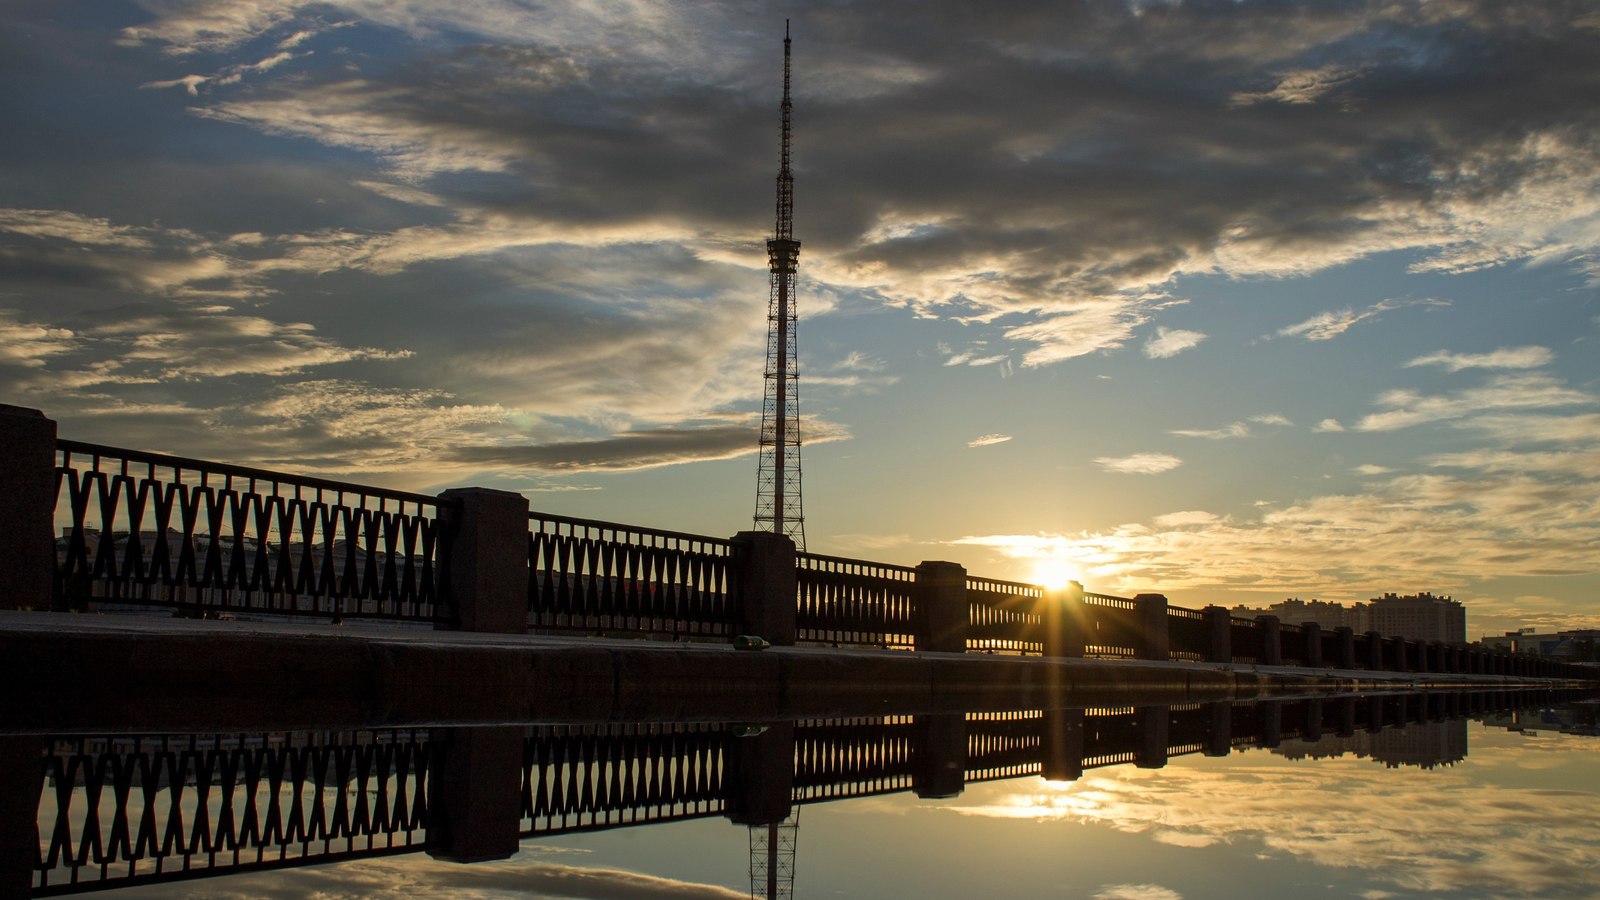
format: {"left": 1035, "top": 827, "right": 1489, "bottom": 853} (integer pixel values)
{"left": 527, "top": 513, "right": 739, "bottom": 638}
{"left": 52, "top": 440, "right": 453, "bottom": 624}
{"left": 965, "top": 576, "right": 1044, "bottom": 654}
{"left": 795, "top": 553, "right": 916, "bottom": 648}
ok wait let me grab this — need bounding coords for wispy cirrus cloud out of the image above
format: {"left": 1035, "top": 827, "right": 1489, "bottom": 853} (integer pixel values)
{"left": 967, "top": 433, "right": 1013, "bottom": 448}
{"left": 1172, "top": 414, "right": 1292, "bottom": 440}
{"left": 1274, "top": 298, "right": 1450, "bottom": 342}
{"left": 1354, "top": 373, "right": 1593, "bottom": 432}
{"left": 1405, "top": 346, "right": 1554, "bottom": 372}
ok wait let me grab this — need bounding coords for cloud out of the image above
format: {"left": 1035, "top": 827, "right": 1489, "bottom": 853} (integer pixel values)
{"left": 1314, "top": 419, "right": 1345, "bottom": 432}
{"left": 1275, "top": 299, "right": 1450, "bottom": 342}
{"left": 1230, "top": 64, "right": 1364, "bottom": 107}
{"left": 967, "top": 433, "right": 1013, "bottom": 448}
{"left": 1354, "top": 373, "right": 1594, "bottom": 432}
{"left": 1143, "top": 327, "right": 1206, "bottom": 359}
{"left": 1405, "top": 346, "right": 1555, "bottom": 372}
{"left": 1152, "top": 510, "right": 1221, "bottom": 528}
{"left": 1354, "top": 464, "right": 1392, "bottom": 475}
{"left": 0, "top": 311, "right": 77, "bottom": 367}
{"left": 1094, "top": 453, "right": 1183, "bottom": 475}
{"left": 449, "top": 418, "right": 848, "bottom": 473}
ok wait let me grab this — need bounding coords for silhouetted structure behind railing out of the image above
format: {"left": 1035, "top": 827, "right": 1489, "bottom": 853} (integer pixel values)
{"left": 24, "top": 687, "right": 1592, "bottom": 895}
{"left": 3, "top": 405, "right": 1593, "bottom": 681}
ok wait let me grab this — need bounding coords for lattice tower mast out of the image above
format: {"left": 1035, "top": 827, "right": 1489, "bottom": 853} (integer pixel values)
{"left": 748, "top": 810, "right": 799, "bottom": 900}
{"left": 753, "top": 19, "right": 805, "bottom": 550}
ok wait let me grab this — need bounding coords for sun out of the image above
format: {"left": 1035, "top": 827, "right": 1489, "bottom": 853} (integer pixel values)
{"left": 1029, "top": 558, "right": 1082, "bottom": 591}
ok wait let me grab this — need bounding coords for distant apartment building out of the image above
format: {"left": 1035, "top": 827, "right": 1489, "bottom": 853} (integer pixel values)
{"left": 1480, "top": 629, "right": 1600, "bottom": 659}
{"left": 1229, "top": 591, "right": 1466, "bottom": 643}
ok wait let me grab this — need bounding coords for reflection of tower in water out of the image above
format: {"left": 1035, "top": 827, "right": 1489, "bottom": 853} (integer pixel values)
{"left": 749, "top": 811, "right": 799, "bottom": 900}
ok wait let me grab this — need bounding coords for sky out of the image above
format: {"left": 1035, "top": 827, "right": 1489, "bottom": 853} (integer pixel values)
{"left": 2, "top": 0, "right": 1598, "bottom": 639}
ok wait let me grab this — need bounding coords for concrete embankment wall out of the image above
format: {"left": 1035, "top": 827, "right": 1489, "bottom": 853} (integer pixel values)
{"left": 3, "top": 613, "right": 1573, "bottom": 735}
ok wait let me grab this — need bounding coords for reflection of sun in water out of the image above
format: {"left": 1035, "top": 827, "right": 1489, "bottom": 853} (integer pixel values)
{"left": 1030, "top": 558, "right": 1082, "bottom": 590}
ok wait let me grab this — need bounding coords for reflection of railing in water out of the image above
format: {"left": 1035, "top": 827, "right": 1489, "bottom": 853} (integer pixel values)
{"left": 26, "top": 687, "right": 1594, "bottom": 895}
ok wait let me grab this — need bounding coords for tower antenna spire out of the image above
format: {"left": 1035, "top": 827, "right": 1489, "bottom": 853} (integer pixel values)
{"left": 754, "top": 20, "right": 805, "bottom": 549}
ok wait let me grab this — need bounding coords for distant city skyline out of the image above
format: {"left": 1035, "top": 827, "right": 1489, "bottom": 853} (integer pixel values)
{"left": 3, "top": 2, "right": 1597, "bottom": 637}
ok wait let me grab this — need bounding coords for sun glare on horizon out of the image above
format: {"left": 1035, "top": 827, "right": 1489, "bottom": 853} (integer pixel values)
{"left": 1030, "top": 558, "right": 1082, "bottom": 591}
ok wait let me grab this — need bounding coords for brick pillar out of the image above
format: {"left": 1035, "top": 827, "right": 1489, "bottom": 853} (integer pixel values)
{"left": 914, "top": 561, "right": 968, "bottom": 653}
{"left": 1044, "top": 581, "right": 1086, "bottom": 658}
{"left": 1203, "top": 702, "right": 1232, "bottom": 757}
{"left": 724, "top": 722, "right": 795, "bottom": 825}
{"left": 1133, "top": 593, "right": 1169, "bottom": 661}
{"left": 1136, "top": 705, "right": 1170, "bottom": 769}
{"left": 1302, "top": 622, "right": 1323, "bottom": 668}
{"left": 1042, "top": 708, "right": 1085, "bottom": 781}
{"left": 427, "top": 726, "right": 524, "bottom": 862}
{"left": 731, "top": 531, "right": 797, "bottom": 646}
{"left": 0, "top": 406, "right": 57, "bottom": 612}
{"left": 1257, "top": 615, "right": 1282, "bottom": 666}
{"left": 1202, "top": 606, "right": 1232, "bottom": 664}
{"left": 1335, "top": 626, "right": 1356, "bottom": 669}
{"left": 912, "top": 714, "right": 967, "bottom": 799}
{"left": 438, "top": 488, "right": 529, "bottom": 634}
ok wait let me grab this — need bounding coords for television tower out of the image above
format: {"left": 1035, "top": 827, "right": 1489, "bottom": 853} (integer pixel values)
{"left": 753, "top": 19, "right": 806, "bottom": 551}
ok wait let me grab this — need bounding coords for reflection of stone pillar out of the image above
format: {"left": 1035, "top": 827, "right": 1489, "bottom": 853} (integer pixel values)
{"left": 1136, "top": 705, "right": 1170, "bottom": 769}
{"left": 912, "top": 714, "right": 967, "bottom": 799}
{"left": 0, "top": 738, "right": 45, "bottom": 900}
{"left": 732, "top": 532, "right": 797, "bottom": 646}
{"left": 914, "top": 561, "right": 968, "bottom": 653}
{"left": 724, "top": 722, "right": 795, "bottom": 826}
{"left": 1367, "top": 696, "right": 1385, "bottom": 733}
{"left": 1302, "top": 622, "right": 1323, "bottom": 668}
{"left": 1257, "top": 616, "right": 1282, "bottom": 666}
{"left": 1133, "top": 594, "right": 1169, "bottom": 661}
{"left": 1259, "top": 701, "right": 1282, "bottom": 748}
{"left": 1303, "top": 698, "right": 1323, "bottom": 742}
{"left": 1202, "top": 606, "right": 1232, "bottom": 663}
{"left": 0, "top": 406, "right": 56, "bottom": 612}
{"left": 1204, "top": 702, "right": 1232, "bottom": 757}
{"left": 1042, "top": 708, "right": 1085, "bottom": 782}
{"left": 1337, "top": 696, "right": 1357, "bottom": 737}
{"left": 427, "top": 727, "right": 525, "bottom": 863}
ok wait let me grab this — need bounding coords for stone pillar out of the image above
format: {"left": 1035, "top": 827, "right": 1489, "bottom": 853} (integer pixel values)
{"left": 1203, "top": 702, "right": 1232, "bottom": 757}
{"left": 1202, "top": 606, "right": 1232, "bottom": 664}
{"left": 724, "top": 722, "right": 795, "bottom": 825}
{"left": 1042, "top": 708, "right": 1085, "bottom": 781}
{"left": 1302, "top": 622, "right": 1323, "bottom": 668}
{"left": 1133, "top": 593, "right": 1169, "bottom": 661}
{"left": 912, "top": 714, "right": 967, "bottom": 798}
{"left": 1044, "top": 581, "right": 1086, "bottom": 658}
{"left": 438, "top": 488, "right": 530, "bottom": 635}
{"left": 914, "top": 561, "right": 968, "bottom": 653}
{"left": 1136, "top": 705, "right": 1170, "bottom": 769}
{"left": 427, "top": 727, "right": 525, "bottom": 862}
{"left": 0, "top": 738, "right": 45, "bottom": 900}
{"left": 1335, "top": 626, "right": 1356, "bottom": 670}
{"left": 1257, "top": 615, "right": 1282, "bottom": 666}
{"left": 1365, "top": 631, "right": 1386, "bottom": 670}
{"left": 1366, "top": 696, "right": 1385, "bottom": 733}
{"left": 0, "top": 406, "right": 57, "bottom": 612}
{"left": 1391, "top": 638, "right": 1410, "bottom": 672}
{"left": 731, "top": 531, "right": 797, "bottom": 647}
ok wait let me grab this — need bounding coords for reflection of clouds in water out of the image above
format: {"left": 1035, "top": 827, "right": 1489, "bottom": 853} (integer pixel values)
{"left": 1092, "top": 884, "right": 1184, "bottom": 900}
{"left": 949, "top": 747, "right": 1600, "bottom": 898}
{"left": 108, "top": 855, "right": 747, "bottom": 899}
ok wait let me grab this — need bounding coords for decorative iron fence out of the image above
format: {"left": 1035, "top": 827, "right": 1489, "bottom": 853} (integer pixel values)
{"left": 521, "top": 723, "right": 728, "bottom": 835}
{"left": 1166, "top": 605, "right": 1209, "bottom": 661}
{"left": 52, "top": 440, "right": 453, "bottom": 624}
{"left": 795, "top": 553, "right": 916, "bottom": 648}
{"left": 1082, "top": 591, "right": 1141, "bottom": 658}
{"left": 526, "top": 513, "right": 739, "bottom": 638}
{"left": 792, "top": 717, "right": 917, "bottom": 801}
{"left": 965, "top": 576, "right": 1044, "bottom": 654}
